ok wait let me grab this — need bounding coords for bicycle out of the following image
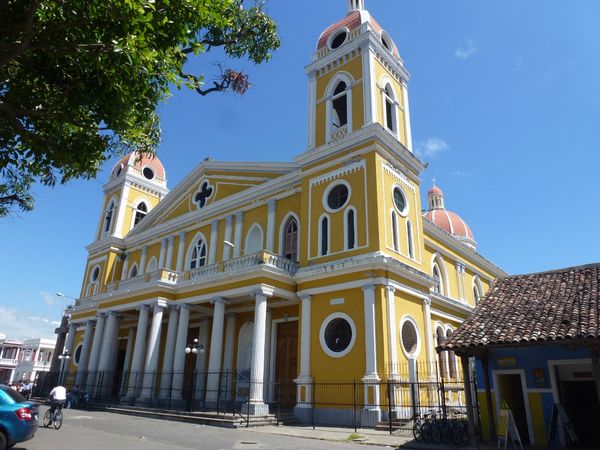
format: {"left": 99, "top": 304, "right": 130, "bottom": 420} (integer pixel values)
{"left": 43, "top": 402, "right": 64, "bottom": 430}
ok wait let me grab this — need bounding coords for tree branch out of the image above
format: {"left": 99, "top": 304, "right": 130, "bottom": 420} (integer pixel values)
{"left": 0, "top": 0, "right": 42, "bottom": 68}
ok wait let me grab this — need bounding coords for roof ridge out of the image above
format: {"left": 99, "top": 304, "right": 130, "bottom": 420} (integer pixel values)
{"left": 504, "top": 262, "right": 600, "bottom": 279}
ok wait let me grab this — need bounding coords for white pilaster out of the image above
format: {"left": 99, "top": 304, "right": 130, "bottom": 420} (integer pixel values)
{"left": 209, "top": 220, "right": 219, "bottom": 264}
{"left": 223, "top": 216, "right": 233, "bottom": 261}
{"left": 233, "top": 211, "right": 244, "bottom": 257}
{"left": 222, "top": 314, "right": 236, "bottom": 373}
{"left": 176, "top": 231, "right": 186, "bottom": 272}
{"left": 307, "top": 71, "right": 317, "bottom": 149}
{"left": 263, "top": 308, "right": 272, "bottom": 401}
{"left": 122, "top": 327, "right": 136, "bottom": 374}
{"left": 75, "top": 320, "right": 94, "bottom": 386}
{"left": 401, "top": 80, "right": 413, "bottom": 152}
{"left": 362, "top": 284, "right": 378, "bottom": 377}
{"left": 205, "top": 298, "right": 226, "bottom": 403}
{"left": 127, "top": 305, "right": 150, "bottom": 397}
{"left": 385, "top": 286, "right": 399, "bottom": 377}
{"left": 140, "top": 300, "right": 166, "bottom": 398}
{"left": 165, "top": 236, "right": 175, "bottom": 270}
{"left": 140, "top": 245, "right": 148, "bottom": 275}
{"left": 298, "top": 294, "right": 312, "bottom": 380}
{"left": 362, "top": 46, "right": 377, "bottom": 126}
{"left": 194, "top": 319, "right": 210, "bottom": 398}
{"left": 159, "top": 306, "right": 180, "bottom": 398}
{"left": 158, "top": 238, "right": 167, "bottom": 269}
{"left": 86, "top": 314, "right": 106, "bottom": 389}
{"left": 266, "top": 200, "right": 277, "bottom": 253}
{"left": 456, "top": 263, "right": 466, "bottom": 302}
{"left": 423, "top": 297, "right": 435, "bottom": 376}
{"left": 113, "top": 182, "right": 131, "bottom": 238}
{"left": 171, "top": 304, "right": 190, "bottom": 400}
{"left": 244, "top": 290, "right": 269, "bottom": 415}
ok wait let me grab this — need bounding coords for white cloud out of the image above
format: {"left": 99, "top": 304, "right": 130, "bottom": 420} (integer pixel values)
{"left": 415, "top": 138, "right": 450, "bottom": 158}
{"left": 39, "top": 291, "right": 57, "bottom": 307}
{"left": 455, "top": 40, "right": 477, "bottom": 60}
{"left": 0, "top": 306, "right": 57, "bottom": 340}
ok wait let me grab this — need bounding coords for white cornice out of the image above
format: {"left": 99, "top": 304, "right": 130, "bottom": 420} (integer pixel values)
{"left": 423, "top": 219, "right": 507, "bottom": 278}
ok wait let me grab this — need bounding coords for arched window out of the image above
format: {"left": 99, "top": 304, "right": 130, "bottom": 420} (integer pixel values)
{"left": 345, "top": 208, "right": 356, "bottom": 250}
{"left": 432, "top": 263, "right": 442, "bottom": 294}
{"left": 146, "top": 256, "right": 157, "bottom": 273}
{"left": 319, "top": 216, "right": 329, "bottom": 256}
{"left": 133, "top": 202, "right": 148, "bottom": 227}
{"left": 282, "top": 217, "right": 298, "bottom": 261}
{"left": 332, "top": 81, "right": 348, "bottom": 129}
{"left": 128, "top": 264, "right": 138, "bottom": 278}
{"left": 473, "top": 277, "right": 483, "bottom": 305}
{"left": 103, "top": 200, "right": 115, "bottom": 234}
{"left": 189, "top": 238, "right": 207, "bottom": 269}
{"left": 436, "top": 327, "right": 448, "bottom": 379}
{"left": 391, "top": 211, "right": 399, "bottom": 252}
{"left": 245, "top": 224, "right": 263, "bottom": 254}
{"left": 407, "top": 220, "right": 414, "bottom": 259}
{"left": 383, "top": 83, "right": 397, "bottom": 133}
{"left": 432, "top": 256, "right": 447, "bottom": 296}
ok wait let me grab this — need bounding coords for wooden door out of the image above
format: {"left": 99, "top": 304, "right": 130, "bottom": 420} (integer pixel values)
{"left": 275, "top": 321, "right": 298, "bottom": 408}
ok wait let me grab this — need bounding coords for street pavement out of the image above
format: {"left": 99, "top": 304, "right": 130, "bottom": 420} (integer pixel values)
{"left": 17, "top": 407, "right": 398, "bottom": 450}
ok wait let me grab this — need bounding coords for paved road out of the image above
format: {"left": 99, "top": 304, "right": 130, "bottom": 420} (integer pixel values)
{"left": 16, "top": 407, "right": 394, "bottom": 450}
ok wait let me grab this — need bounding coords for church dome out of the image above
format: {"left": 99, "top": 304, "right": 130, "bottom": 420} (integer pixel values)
{"left": 423, "top": 184, "right": 476, "bottom": 248}
{"left": 112, "top": 151, "right": 166, "bottom": 181}
{"left": 316, "top": 4, "right": 399, "bottom": 58}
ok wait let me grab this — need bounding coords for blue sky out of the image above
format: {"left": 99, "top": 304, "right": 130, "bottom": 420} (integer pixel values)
{"left": 2, "top": 0, "right": 599, "bottom": 339}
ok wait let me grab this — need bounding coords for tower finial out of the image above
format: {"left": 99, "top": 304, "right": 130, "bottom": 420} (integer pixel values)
{"left": 348, "top": 0, "right": 365, "bottom": 12}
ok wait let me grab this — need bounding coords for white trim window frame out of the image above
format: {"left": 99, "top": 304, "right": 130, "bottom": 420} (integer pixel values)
{"left": 319, "top": 312, "right": 357, "bottom": 358}
{"left": 187, "top": 232, "right": 208, "bottom": 270}
{"left": 128, "top": 263, "right": 139, "bottom": 279}
{"left": 381, "top": 80, "right": 400, "bottom": 138}
{"left": 407, "top": 219, "right": 414, "bottom": 260}
{"left": 244, "top": 223, "right": 264, "bottom": 255}
{"left": 322, "top": 179, "right": 352, "bottom": 213}
{"left": 318, "top": 213, "right": 330, "bottom": 256}
{"left": 132, "top": 199, "right": 149, "bottom": 229}
{"left": 325, "top": 72, "right": 354, "bottom": 143}
{"left": 399, "top": 315, "right": 421, "bottom": 359}
{"left": 391, "top": 209, "right": 400, "bottom": 253}
{"left": 102, "top": 197, "right": 117, "bottom": 237}
{"left": 344, "top": 206, "right": 357, "bottom": 250}
{"left": 279, "top": 213, "right": 300, "bottom": 262}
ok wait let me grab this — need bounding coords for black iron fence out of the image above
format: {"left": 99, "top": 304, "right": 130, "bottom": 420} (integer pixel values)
{"left": 33, "top": 362, "right": 479, "bottom": 435}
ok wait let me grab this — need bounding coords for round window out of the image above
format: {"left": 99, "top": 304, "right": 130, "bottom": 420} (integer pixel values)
{"left": 324, "top": 318, "right": 352, "bottom": 353}
{"left": 327, "top": 184, "right": 349, "bottom": 211}
{"left": 143, "top": 167, "right": 155, "bottom": 180}
{"left": 91, "top": 266, "right": 100, "bottom": 283}
{"left": 74, "top": 344, "right": 82, "bottom": 365}
{"left": 401, "top": 320, "right": 419, "bottom": 356}
{"left": 330, "top": 30, "right": 348, "bottom": 50}
{"left": 393, "top": 187, "right": 407, "bottom": 215}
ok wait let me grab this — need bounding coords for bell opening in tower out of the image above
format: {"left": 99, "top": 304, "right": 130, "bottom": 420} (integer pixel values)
{"left": 332, "top": 82, "right": 348, "bottom": 128}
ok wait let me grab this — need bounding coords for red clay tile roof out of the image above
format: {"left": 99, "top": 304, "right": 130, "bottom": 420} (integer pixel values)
{"left": 441, "top": 263, "right": 600, "bottom": 352}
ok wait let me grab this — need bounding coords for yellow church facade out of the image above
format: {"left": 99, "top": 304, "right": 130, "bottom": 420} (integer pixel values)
{"left": 62, "top": 0, "right": 505, "bottom": 425}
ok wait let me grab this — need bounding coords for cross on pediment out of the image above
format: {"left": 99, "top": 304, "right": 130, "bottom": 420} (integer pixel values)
{"left": 194, "top": 181, "right": 214, "bottom": 209}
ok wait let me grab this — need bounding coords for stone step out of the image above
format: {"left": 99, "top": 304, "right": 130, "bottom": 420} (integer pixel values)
{"left": 374, "top": 419, "right": 412, "bottom": 432}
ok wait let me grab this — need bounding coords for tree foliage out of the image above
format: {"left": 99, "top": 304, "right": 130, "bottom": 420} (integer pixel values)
{"left": 0, "top": 0, "right": 280, "bottom": 216}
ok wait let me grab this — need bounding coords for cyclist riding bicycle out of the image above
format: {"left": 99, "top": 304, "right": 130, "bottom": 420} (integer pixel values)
{"left": 48, "top": 384, "right": 67, "bottom": 415}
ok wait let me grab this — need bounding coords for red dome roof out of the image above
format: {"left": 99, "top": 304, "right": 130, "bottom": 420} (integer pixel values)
{"left": 113, "top": 151, "right": 165, "bottom": 180}
{"left": 427, "top": 185, "right": 443, "bottom": 197}
{"left": 316, "top": 10, "right": 399, "bottom": 57}
{"left": 424, "top": 209, "right": 475, "bottom": 244}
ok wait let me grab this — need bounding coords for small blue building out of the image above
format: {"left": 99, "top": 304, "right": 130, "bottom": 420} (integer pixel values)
{"left": 441, "top": 263, "right": 600, "bottom": 448}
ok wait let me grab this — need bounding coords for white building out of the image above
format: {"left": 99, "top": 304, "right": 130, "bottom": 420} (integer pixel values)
{"left": 0, "top": 337, "right": 23, "bottom": 384}
{"left": 12, "top": 338, "right": 56, "bottom": 383}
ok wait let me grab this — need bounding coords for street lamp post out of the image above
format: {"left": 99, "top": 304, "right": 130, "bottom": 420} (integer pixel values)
{"left": 57, "top": 351, "right": 71, "bottom": 385}
{"left": 184, "top": 339, "right": 205, "bottom": 411}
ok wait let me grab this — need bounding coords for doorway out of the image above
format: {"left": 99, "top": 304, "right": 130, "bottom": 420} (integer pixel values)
{"left": 274, "top": 321, "right": 298, "bottom": 408}
{"left": 495, "top": 372, "right": 532, "bottom": 445}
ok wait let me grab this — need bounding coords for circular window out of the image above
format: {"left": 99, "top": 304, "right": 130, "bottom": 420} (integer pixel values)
{"left": 73, "top": 344, "right": 82, "bottom": 366}
{"left": 400, "top": 318, "right": 419, "bottom": 357}
{"left": 326, "top": 183, "right": 349, "bottom": 211}
{"left": 90, "top": 266, "right": 100, "bottom": 283}
{"left": 329, "top": 30, "right": 348, "bottom": 50}
{"left": 393, "top": 186, "right": 408, "bottom": 216}
{"left": 143, "top": 167, "right": 155, "bottom": 180}
{"left": 320, "top": 313, "right": 356, "bottom": 358}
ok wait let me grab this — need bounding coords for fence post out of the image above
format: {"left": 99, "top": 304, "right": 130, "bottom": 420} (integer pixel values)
{"left": 353, "top": 378, "right": 357, "bottom": 433}
{"left": 217, "top": 372, "right": 222, "bottom": 415}
{"left": 387, "top": 381, "right": 393, "bottom": 435}
{"left": 440, "top": 376, "right": 447, "bottom": 420}
{"left": 312, "top": 380, "right": 316, "bottom": 430}
{"left": 276, "top": 381, "right": 281, "bottom": 426}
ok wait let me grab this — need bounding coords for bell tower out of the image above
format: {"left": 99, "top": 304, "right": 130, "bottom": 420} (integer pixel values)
{"left": 95, "top": 152, "right": 168, "bottom": 241}
{"left": 306, "top": 1, "right": 413, "bottom": 153}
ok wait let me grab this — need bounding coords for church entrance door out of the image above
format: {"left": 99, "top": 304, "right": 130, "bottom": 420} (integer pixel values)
{"left": 274, "top": 321, "right": 298, "bottom": 408}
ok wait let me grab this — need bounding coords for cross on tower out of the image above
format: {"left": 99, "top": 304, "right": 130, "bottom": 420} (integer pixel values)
{"left": 194, "top": 181, "right": 213, "bottom": 209}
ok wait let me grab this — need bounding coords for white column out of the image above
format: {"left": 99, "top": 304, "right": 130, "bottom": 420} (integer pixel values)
{"left": 176, "top": 231, "right": 186, "bottom": 272}
{"left": 205, "top": 298, "right": 226, "bottom": 403}
{"left": 266, "top": 200, "right": 277, "bottom": 253}
{"left": 127, "top": 305, "right": 150, "bottom": 397}
{"left": 245, "top": 291, "right": 269, "bottom": 415}
{"left": 362, "top": 46, "right": 376, "bottom": 125}
{"left": 86, "top": 314, "right": 106, "bottom": 389}
{"left": 159, "top": 306, "right": 180, "bottom": 398}
{"left": 139, "top": 245, "right": 148, "bottom": 275}
{"left": 401, "top": 79, "right": 413, "bottom": 151}
{"left": 209, "top": 220, "right": 219, "bottom": 264}
{"left": 423, "top": 297, "right": 435, "bottom": 376}
{"left": 61, "top": 323, "right": 77, "bottom": 376}
{"left": 222, "top": 314, "right": 236, "bottom": 373}
{"left": 233, "top": 211, "right": 244, "bottom": 257}
{"left": 223, "top": 215, "right": 233, "bottom": 261}
{"left": 75, "top": 320, "right": 94, "bottom": 386}
{"left": 165, "top": 236, "right": 175, "bottom": 270}
{"left": 120, "top": 252, "right": 129, "bottom": 280}
{"left": 140, "top": 300, "right": 166, "bottom": 398}
{"left": 113, "top": 182, "right": 131, "bottom": 238}
{"left": 171, "top": 304, "right": 190, "bottom": 400}
{"left": 97, "top": 312, "right": 119, "bottom": 372}
{"left": 307, "top": 70, "right": 317, "bottom": 149}
{"left": 362, "top": 284, "right": 378, "bottom": 377}
{"left": 158, "top": 238, "right": 167, "bottom": 269}
{"left": 122, "top": 327, "right": 136, "bottom": 374}
{"left": 194, "top": 319, "right": 210, "bottom": 398}
{"left": 385, "top": 286, "right": 399, "bottom": 377}
{"left": 456, "top": 263, "right": 466, "bottom": 302}
{"left": 263, "top": 308, "right": 272, "bottom": 401}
